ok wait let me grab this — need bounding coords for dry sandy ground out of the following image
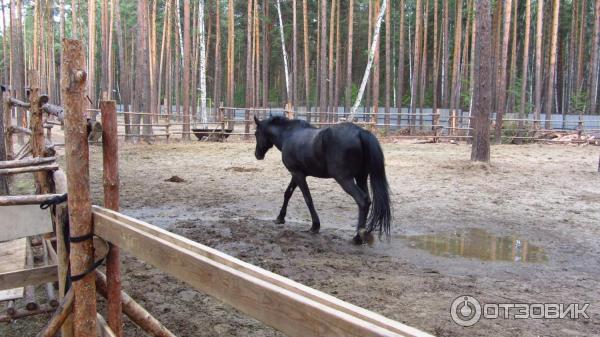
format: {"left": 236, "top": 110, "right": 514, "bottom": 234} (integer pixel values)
{"left": 2, "top": 141, "right": 600, "bottom": 337}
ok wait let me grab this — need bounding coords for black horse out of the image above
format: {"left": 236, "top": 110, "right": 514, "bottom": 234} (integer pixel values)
{"left": 253, "top": 115, "right": 391, "bottom": 244}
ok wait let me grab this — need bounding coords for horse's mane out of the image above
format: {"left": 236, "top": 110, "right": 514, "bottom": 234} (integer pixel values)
{"left": 268, "top": 116, "right": 313, "bottom": 129}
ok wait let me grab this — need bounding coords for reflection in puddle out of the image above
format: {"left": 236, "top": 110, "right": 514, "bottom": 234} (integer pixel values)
{"left": 401, "top": 228, "right": 547, "bottom": 262}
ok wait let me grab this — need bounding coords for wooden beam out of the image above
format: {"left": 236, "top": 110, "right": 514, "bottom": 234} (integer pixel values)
{"left": 97, "top": 313, "right": 117, "bottom": 337}
{"left": 0, "top": 156, "right": 56, "bottom": 169}
{"left": 95, "top": 271, "right": 176, "bottom": 337}
{"left": 93, "top": 210, "right": 431, "bottom": 337}
{"left": 0, "top": 193, "right": 64, "bottom": 206}
{"left": 0, "top": 303, "right": 56, "bottom": 322}
{"left": 93, "top": 207, "right": 429, "bottom": 337}
{"left": 35, "top": 289, "right": 74, "bottom": 337}
{"left": 0, "top": 163, "right": 59, "bottom": 175}
{"left": 0, "top": 265, "right": 58, "bottom": 291}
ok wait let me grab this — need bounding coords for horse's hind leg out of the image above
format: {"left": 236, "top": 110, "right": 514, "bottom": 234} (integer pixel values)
{"left": 336, "top": 178, "right": 371, "bottom": 244}
{"left": 292, "top": 173, "right": 321, "bottom": 233}
{"left": 275, "top": 178, "right": 297, "bottom": 224}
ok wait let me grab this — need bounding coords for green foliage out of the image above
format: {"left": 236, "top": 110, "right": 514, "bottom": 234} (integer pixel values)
{"left": 570, "top": 91, "right": 588, "bottom": 114}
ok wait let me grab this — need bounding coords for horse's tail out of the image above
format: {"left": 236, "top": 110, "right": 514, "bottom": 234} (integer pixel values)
{"left": 360, "top": 130, "right": 392, "bottom": 237}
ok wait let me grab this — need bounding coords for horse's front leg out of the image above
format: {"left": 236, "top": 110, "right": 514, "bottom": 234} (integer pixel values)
{"left": 292, "top": 173, "right": 321, "bottom": 233}
{"left": 274, "top": 178, "right": 297, "bottom": 224}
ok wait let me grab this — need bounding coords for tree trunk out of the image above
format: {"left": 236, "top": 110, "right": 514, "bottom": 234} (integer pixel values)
{"left": 371, "top": 0, "right": 380, "bottom": 126}
{"left": 409, "top": 0, "right": 422, "bottom": 132}
{"left": 327, "top": 0, "right": 336, "bottom": 118}
{"left": 418, "top": 0, "right": 429, "bottom": 130}
{"left": 226, "top": 0, "right": 235, "bottom": 106}
{"left": 441, "top": 0, "right": 450, "bottom": 107}
{"left": 114, "top": 0, "right": 130, "bottom": 140}
{"left": 245, "top": 0, "right": 254, "bottom": 134}
{"left": 533, "top": 0, "right": 544, "bottom": 128}
{"left": 333, "top": 0, "right": 341, "bottom": 120}
{"left": 319, "top": 0, "right": 328, "bottom": 121}
{"left": 349, "top": 0, "right": 387, "bottom": 119}
{"left": 101, "top": 0, "right": 109, "bottom": 97}
{"left": 396, "top": 0, "right": 405, "bottom": 125}
{"left": 431, "top": 0, "right": 439, "bottom": 132}
{"left": 213, "top": 0, "right": 222, "bottom": 109}
{"left": 276, "top": 0, "right": 291, "bottom": 104}
{"left": 183, "top": 0, "right": 191, "bottom": 138}
{"left": 544, "top": 0, "right": 560, "bottom": 130}
{"left": 589, "top": 0, "right": 600, "bottom": 114}
{"left": 519, "top": 0, "right": 531, "bottom": 130}
{"left": 384, "top": 0, "right": 391, "bottom": 130}
{"left": 493, "top": 0, "right": 512, "bottom": 143}
{"left": 345, "top": 0, "right": 354, "bottom": 114}
{"left": 134, "top": 0, "right": 153, "bottom": 139}
{"left": 88, "top": 0, "right": 96, "bottom": 107}
{"left": 292, "top": 0, "right": 298, "bottom": 107}
{"left": 471, "top": 0, "right": 493, "bottom": 162}
{"left": 198, "top": 0, "right": 207, "bottom": 126}
{"left": 264, "top": 0, "right": 272, "bottom": 108}
{"left": 10, "top": 0, "right": 26, "bottom": 143}
{"left": 449, "top": 0, "right": 463, "bottom": 133}
{"left": 506, "top": 0, "right": 518, "bottom": 116}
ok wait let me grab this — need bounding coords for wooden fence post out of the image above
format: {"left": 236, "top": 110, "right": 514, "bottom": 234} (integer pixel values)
{"left": 100, "top": 100, "right": 123, "bottom": 337}
{"left": 3, "top": 91, "right": 14, "bottom": 160}
{"left": 61, "top": 38, "right": 97, "bottom": 337}
{"left": 29, "top": 70, "right": 52, "bottom": 195}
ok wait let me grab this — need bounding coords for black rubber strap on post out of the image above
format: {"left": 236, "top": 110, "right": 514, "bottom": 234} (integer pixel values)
{"left": 39, "top": 193, "right": 68, "bottom": 209}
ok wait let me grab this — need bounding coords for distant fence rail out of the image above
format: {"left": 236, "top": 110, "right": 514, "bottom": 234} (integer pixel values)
{"left": 90, "top": 106, "right": 600, "bottom": 143}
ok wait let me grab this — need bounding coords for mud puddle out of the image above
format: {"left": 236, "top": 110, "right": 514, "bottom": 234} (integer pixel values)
{"left": 400, "top": 228, "right": 547, "bottom": 262}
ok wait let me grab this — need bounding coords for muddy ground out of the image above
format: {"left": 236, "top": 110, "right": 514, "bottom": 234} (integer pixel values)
{"left": 3, "top": 141, "right": 600, "bottom": 337}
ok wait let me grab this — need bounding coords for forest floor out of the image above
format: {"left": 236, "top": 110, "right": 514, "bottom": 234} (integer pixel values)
{"left": 3, "top": 141, "right": 600, "bottom": 337}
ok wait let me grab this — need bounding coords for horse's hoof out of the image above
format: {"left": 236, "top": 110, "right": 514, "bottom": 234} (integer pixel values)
{"left": 305, "top": 227, "right": 320, "bottom": 234}
{"left": 352, "top": 235, "right": 363, "bottom": 245}
{"left": 273, "top": 218, "right": 285, "bottom": 224}
{"left": 358, "top": 228, "right": 374, "bottom": 245}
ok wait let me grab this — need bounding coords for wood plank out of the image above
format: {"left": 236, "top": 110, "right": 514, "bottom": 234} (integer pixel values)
{"left": 93, "top": 210, "right": 432, "bottom": 337}
{"left": 93, "top": 206, "right": 430, "bottom": 337}
{"left": 0, "top": 238, "right": 26, "bottom": 301}
{"left": 0, "top": 265, "right": 58, "bottom": 291}
{"left": 0, "top": 205, "right": 53, "bottom": 241}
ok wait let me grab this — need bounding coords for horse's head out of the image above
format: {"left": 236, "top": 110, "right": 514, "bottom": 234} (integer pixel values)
{"left": 254, "top": 115, "right": 273, "bottom": 160}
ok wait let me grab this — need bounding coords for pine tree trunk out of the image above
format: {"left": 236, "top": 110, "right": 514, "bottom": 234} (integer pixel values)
{"left": 441, "top": 0, "right": 450, "bottom": 107}
{"left": 589, "top": 0, "right": 600, "bottom": 114}
{"left": 518, "top": 0, "right": 531, "bottom": 130}
{"left": 226, "top": 0, "right": 235, "bottom": 106}
{"left": 327, "top": 0, "right": 336, "bottom": 118}
{"left": 471, "top": 0, "right": 492, "bottom": 162}
{"left": 114, "top": 0, "right": 130, "bottom": 140}
{"left": 493, "top": 0, "right": 512, "bottom": 143}
{"left": 292, "top": 0, "right": 298, "bottom": 107}
{"left": 384, "top": 0, "right": 391, "bottom": 130}
{"left": 544, "top": 0, "right": 559, "bottom": 129}
{"left": 135, "top": 0, "right": 153, "bottom": 139}
{"left": 183, "top": 0, "right": 191, "bottom": 138}
{"left": 418, "top": 0, "right": 429, "bottom": 130}
{"left": 101, "top": 0, "right": 109, "bottom": 97}
{"left": 410, "top": 0, "right": 422, "bottom": 133}
{"left": 449, "top": 0, "right": 462, "bottom": 133}
{"left": 345, "top": 0, "right": 354, "bottom": 114}
{"left": 302, "top": 0, "right": 309, "bottom": 111}
{"left": 264, "top": 0, "right": 272, "bottom": 108}
{"left": 319, "top": 0, "right": 328, "bottom": 121}
{"left": 198, "top": 0, "right": 207, "bottom": 126}
{"left": 371, "top": 0, "right": 380, "bottom": 126}
{"left": 396, "top": 0, "right": 405, "bottom": 125}
{"left": 88, "top": 0, "right": 96, "bottom": 107}
{"left": 213, "top": 0, "right": 222, "bottom": 108}
{"left": 506, "top": 0, "right": 518, "bottom": 116}
{"left": 533, "top": 0, "right": 544, "bottom": 128}
{"left": 432, "top": 0, "right": 439, "bottom": 132}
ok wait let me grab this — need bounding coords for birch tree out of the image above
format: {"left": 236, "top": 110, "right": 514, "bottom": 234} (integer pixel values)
{"left": 349, "top": 0, "right": 387, "bottom": 120}
{"left": 198, "top": 0, "right": 207, "bottom": 126}
{"left": 276, "top": 0, "right": 291, "bottom": 103}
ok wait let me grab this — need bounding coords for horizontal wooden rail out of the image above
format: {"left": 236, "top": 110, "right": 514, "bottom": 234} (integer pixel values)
{"left": 92, "top": 207, "right": 432, "bottom": 337}
{"left": 0, "top": 163, "right": 59, "bottom": 175}
{"left": 0, "top": 265, "right": 57, "bottom": 291}
{"left": 0, "top": 156, "right": 56, "bottom": 169}
{"left": 0, "top": 194, "right": 64, "bottom": 206}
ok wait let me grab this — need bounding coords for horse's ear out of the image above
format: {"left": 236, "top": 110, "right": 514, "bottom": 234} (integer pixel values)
{"left": 253, "top": 115, "right": 260, "bottom": 125}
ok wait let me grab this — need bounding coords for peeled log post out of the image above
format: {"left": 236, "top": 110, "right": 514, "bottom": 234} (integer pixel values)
{"left": 0, "top": 303, "right": 56, "bottom": 322}
{"left": 42, "top": 240, "right": 58, "bottom": 307}
{"left": 61, "top": 38, "right": 97, "bottom": 337}
{"left": 7, "top": 97, "right": 31, "bottom": 109}
{"left": 95, "top": 271, "right": 176, "bottom": 337}
{"left": 35, "top": 289, "right": 74, "bottom": 337}
{"left": 3, "top": 92, "right": 14, "bottom": 160}
{"left": 27, "top": 70, "right": 52, "bottom": 196}
{"left": 100, "top": 100, "right": 123, "bottom": 337}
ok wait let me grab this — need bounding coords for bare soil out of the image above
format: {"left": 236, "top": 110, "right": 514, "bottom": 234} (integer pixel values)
{"left": 3, "top": 141, "right": 600, "bottom": 337}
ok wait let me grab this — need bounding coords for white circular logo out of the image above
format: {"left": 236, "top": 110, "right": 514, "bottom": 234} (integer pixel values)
{"left": 451, "top": 295, "right": 482, "bottom": 327}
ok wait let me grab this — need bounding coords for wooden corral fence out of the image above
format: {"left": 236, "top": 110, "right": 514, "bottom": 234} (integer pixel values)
{"left": 93, "top": 102, "right": 600, "bottom": 144}
{"left": 1, "top": 38, "right": 434, "bottom": 337}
